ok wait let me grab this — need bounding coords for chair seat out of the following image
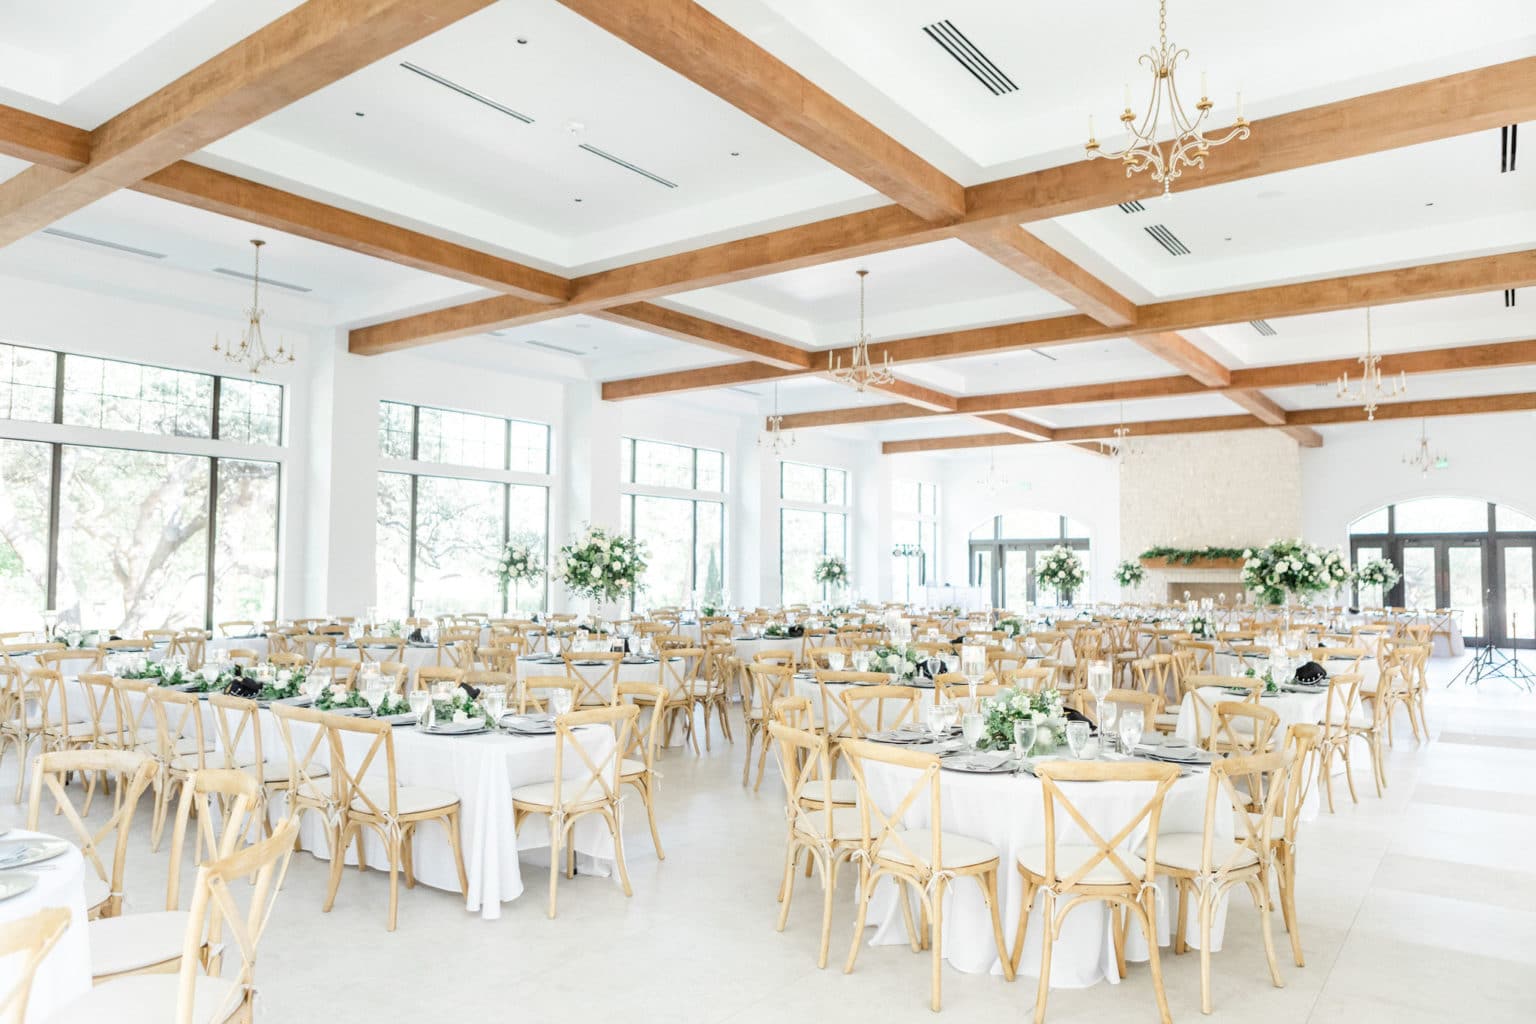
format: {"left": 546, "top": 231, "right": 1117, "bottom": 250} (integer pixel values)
{"left": 1329, "top": 709, "right": 1373, "bottom": 729}
{"left": 1017, "top": 843, "right": 1147, "bottom": 886}
{"left": 47, "top": 973, "right": 244, "bottom": 1024}
{"left": 799, "top": 778, "right": 857, "bottom": 806}
{"left": 45, "top": 720, "right": 96, "bottom": 738}
{"left": 88, "top": 910, "right": 189, "bottom": 977}
{"left": 619, "top": 757, "right": 648, "bottom": 778}
{"left": 878, "top": 828, "right": 998, "bottom": 870}
{"left": 82, "top": 873, "right": 109, "bottom": 913}
{"left": 793, "top": 805, "right": 863, "bottom": 843}
{"left": 1152, "top": 713, "right": 1180, "bottom": 728}
{"left": 511, "top": 781, "right": 614, "bottom": 810}
{"left": 352, "top": 785, "right": 458, "bottom": 817}
{"left": 1148, "top": 831, "right": 1262, "bottom": 873}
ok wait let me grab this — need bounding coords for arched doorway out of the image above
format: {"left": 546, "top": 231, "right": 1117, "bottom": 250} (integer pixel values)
{"left": 1348, "top": 497, "right": 1536, "bottom": 647}
{"left": 968, "top": 510, "right": 1091, "bottom": 608}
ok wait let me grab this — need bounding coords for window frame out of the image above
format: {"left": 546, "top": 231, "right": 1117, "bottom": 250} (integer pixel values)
{"left": 619, "top": 436, "right": 728, "bottom": 609}
{"left": 777, "top": 459, "right": 852, "bottom": 605}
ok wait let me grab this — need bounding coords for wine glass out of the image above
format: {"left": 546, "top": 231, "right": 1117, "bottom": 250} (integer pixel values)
{"left": 406, "top": 690, "right": 430, "bottom": 724}
{"left": 827, "top": 650, "right": 846, "bottom": 671}
{"left": 1086, "top": 662, "right": 1113, "bottom": 744}
{"left": 482, "top": 685, "right": 507, "bottom": 726}
{"left": 1118, "top": 707, "right": 1145, "bottom": 756}
{"left": 852, "top": 649, "right": 871, "bottom": 672}
{"left": 1066, "top": 720, "right": 1091, "bottom": 759}
{"left": 363, "top": 679, "right": 388, "bottom": 712}
{"left": 549, "top": 688, "right": 573, "bottom": 716}
{"left": 922, "top": 701, "right": 946, "bottom": 738}
{"left": 1099, "top": 702, "right": 1120, "bottom": 756}
{"left": 925, "top": 653, "right": 941, "bottom": 681}
{"left": 961, "top": 712, "right": 985, "bottom": 751}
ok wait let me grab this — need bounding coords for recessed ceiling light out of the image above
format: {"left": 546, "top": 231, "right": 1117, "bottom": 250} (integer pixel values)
{"left": 354, "top": 111, "right": 365, "bottom": 117}
{"left": 516, "top": 37, "right": 528, "bottom": 44}
{"left": 1424, "top": 201, "right": 1435, "bottom": 207}
{"left": 1224, "top": 235, "right": 1232, "bottom": 242}
{"left": 730, "top": 151, "right": 740, "bottom": 157}
{"left": 573, "top": 197, "right": 583, "bottom": 203}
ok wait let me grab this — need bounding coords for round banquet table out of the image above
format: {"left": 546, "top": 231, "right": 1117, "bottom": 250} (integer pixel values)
{"left": 859, "top": 757, "right": 1229, "bottom": 988}
{"left": 0, "top": 828, "right": 91, "bottom": 1022}
{"left": 59, "top": 679, "right": 621, "bottom": 920}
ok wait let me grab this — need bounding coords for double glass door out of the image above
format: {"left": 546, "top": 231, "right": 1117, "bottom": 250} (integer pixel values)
{"left": 970, "top": 542, "right": 1082, "bottom": 608}
{"left": 1355, "top": 537, "right": 1489, "bottom": 644}
{"left": 1497, "top": 541, "right": 1536, "bottom": 647}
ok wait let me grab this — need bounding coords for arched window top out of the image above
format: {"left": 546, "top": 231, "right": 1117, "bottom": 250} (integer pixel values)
{"left": 969, "top": 511, "right": 1092, "bottom": 542}
{"left": 1349, "top": 498, "right": 1536, "bottom": 536}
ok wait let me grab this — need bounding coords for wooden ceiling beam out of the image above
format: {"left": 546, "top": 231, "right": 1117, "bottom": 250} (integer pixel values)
{"left": 343, "top": 58, "right": 1536, "bottom": 352}
{"left": 854, "top": 377, "right": 958, "bottom": 412}
{"left": 960, "top": 225, "right": 1137, "bottom": 327}
{"left": 1223, "top": 388, "right": 1325, "bottom": 447}
{"left": 591, "top": 303, "right": 810, "bottom": 370}
{"left": 554, "top": 0, "right": 963, "bottom": 222}
{"left": 974, "top": 413, "right": 1055, "bottom": 441}
{"left": 1129, "top": 332, "right": 1231, "bottom": 386}
{"left": 0, "top": 0, "right": 495, "bottom": 248}
{"left": 0, "top": 107, "right": 89, "bottom": 171}
{"left": 881, "top": 392, "right": 1536, "bottom": 453}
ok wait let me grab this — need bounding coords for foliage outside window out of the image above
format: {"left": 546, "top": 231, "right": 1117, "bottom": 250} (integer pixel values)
{"left": 780, "top": 460, "right": 850, "bottom": 605}
{"left": 619, "top": 437, "right": 726, "bottom": 609}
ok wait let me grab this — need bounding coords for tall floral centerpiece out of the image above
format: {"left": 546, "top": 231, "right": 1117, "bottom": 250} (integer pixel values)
{"left": 554, "top": 526, "right": 647, "bottom": 621}
{"left": 1353, "top": 557, "right": 1401, "bottom": 608}
{"left": 981, "top": 686, "right": 1066, "bottom": 751}
{"left": 1033, "top": 545, "right": 1085, "bottom": 606}
{"left": 813, "top": 556, "right": 849, "bottom": 599}
{"left": 1113, "top": 560, "right": 1146, "bottom": 593}
{"left": 1241, "top": 539, "right": 1351, "bottom": 607}
{"left": 495, "top": 541, "right": 544, "bottom": 615}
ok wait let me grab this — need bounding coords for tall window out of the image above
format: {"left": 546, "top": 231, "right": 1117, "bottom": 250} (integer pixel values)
{"left": 375, "top": 401, "right": 551, "bottom": 616}
{"left": 619, "top": 438, "right": 725, "bottom": 609}
{"left": 0, "top": 343, "right": 284, "bottom": 632}
{"left": 892, "top": 479, "right": 939, "bottom": 603}
{"left": 780, "top": 461, "right": 849, "bottom": 605}
{"left": 968, "top": 512, "right": 1091, "bottom": 609}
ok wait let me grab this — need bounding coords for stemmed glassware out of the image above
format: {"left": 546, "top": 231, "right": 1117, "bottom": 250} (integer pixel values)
{"left": 826, "top": 650, "right": 846, "bottom": 671}
{"left": 1086, "top": 662, "right": 1113, "bottom": 755}
{"left": 481, "top": 685, "right": 507, "bottom": 728}
{"left": 1013, "top": 715, "right": 1035, "bottom": 759}
{"left": 1066, "top": 720, "right": 1091, "bottom": 759}
{"left": 548, "top": 688, "right": 573, "bottom": 716}
{"left": 961, "top": 712, "right": 986, "bottom": 752}
{"left": 852, "top": 649, "right": 871, "bottom": 672}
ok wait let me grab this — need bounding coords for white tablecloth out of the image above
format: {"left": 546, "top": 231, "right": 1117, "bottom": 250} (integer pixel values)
{"left": 860, "top": 759, "right": 1229, "bottom": 988}
{"left": 0, "top": 829, "right": 91, "bottom": 1022}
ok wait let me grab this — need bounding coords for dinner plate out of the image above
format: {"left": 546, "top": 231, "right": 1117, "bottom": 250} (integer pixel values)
{"left": 867, "top": 729, "right": 932, "bottom": 745}
{"left": 0, "top": 873, "right": 38, "bottom": 902}
{"left": 0, "top": 837, "right": 70, "bottom": 870}
{"left": 422, "top": 720, "right": 488, "bottom": 736}
{"left": 1137, "top": 744, "right": 1215, "bottom": 765}
{"left": 940, "top": 753, "right": 1015, "bottom": 774}
{"left": 381, "top": 712, "right": 419, "bottom": 727}
{"left": 325, "top": 706, "right": 373, "bottom": 718}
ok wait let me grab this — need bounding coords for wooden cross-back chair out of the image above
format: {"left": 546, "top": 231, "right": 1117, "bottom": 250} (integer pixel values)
{"left": 1178, "top": 674, "right": 1261, "bottom": 749}
{"left": 563, "top": 650, "right": 624, "bottom": 708}
{"left": 745, "top": 663, "right": 796, "bottom": 789}
{"left": 767, "top": 720, "right": 861, "bottom": 969}
{"left": 322, "top": 713, "right": 468, "bottom": 932}
{"left": 512, "top": 704, "right": 637, "bottom": 919}
{"left": 840, "top": 738, "right": 1013, "bottom": 1012}
{"left": 1012, "top": 759, "right": 1180, "bottom": 1024}
{"left": 812, "top": 671, "right": 888, "bottom": 764}
{"left": 615, "top": 681, "right": 668, "bottom": 860}
{"left": 26, "top": 749, "right": 155, "bottom": 920}
{"left": 1156, "top": 749, "right": 1291, "bottom": 1014}
{"left": 656, "top": 648, "right": 707, "bottom": 752}
{"left": 145, "top": 685, "right": 216, "bottom": 849}
{"left": 268, "top": 703, "right": 338, "bottom": 865}
{"left": 520, "top": 675, "right": 575, "bottom": 713}
{"left": 0, "top": 907, "right": 71, "bottom": 1024}
{"left": 838, "top": 685, "right": 921, "bottom": 739}
{"left": 1208, "top": 700, "right": 1281, "bottom": 756}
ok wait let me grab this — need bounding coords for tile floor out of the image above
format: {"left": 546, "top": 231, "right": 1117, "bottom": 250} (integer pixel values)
{"left": 9, "top": 654, "right": 1536, "bottom": 1023}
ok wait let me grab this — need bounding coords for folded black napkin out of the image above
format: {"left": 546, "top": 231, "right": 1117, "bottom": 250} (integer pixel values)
{"left": 1293, "top": 661, "right": 1328, "bottom": 684}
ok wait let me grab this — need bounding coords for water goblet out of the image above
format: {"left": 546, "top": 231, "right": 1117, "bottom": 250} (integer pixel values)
{"left": 1086, "top": 662, "right": 1113, "bottom": 743}
{"left": 1013, "top": 714, "right": 1035, "bottom": 759}
{"left": 852, "top": 650, "right": 871, "bottom": 672}
{"left": 827, "top": 650, "right": 846, "bottom": 671}
{"left": 482, "top": 685, "right": 507, "bottom": 726}
{"left": 1066, "top": 720, "right": 1091, "bottom": 759}
{"left": 925, "top": 654, "right": 941, "bottom": 681}
{"left": 1118, "top": 707, "right": 1145, "bottom": 756}
{"left": 549, "top": 687, "right": 573, "bottom": 716}
{"left": 923, "top": 701, "right": 947, "bottom": 739}
{"left": 961, "top": 712, "right": 986, "bottom": 751}
{"left": 1099, "top": 702, "right": 1120, "bottom": 756}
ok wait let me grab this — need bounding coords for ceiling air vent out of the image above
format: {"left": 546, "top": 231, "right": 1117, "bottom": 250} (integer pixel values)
{"left": 726, "top": 386, "right": 762, "bottom": 397}
{"left": 400, "top": 62, "right": 534, "bottom": 124}
{"left": 40, "top": 228, "right": 166, "bottom": 260}
{"left": 1144, "top": 224, "right": 1191, "bottom": 256}
{"left": 525, "top": 339, "right": 587, "bottom": 356}
{"left": 1507, "top": 288, "right": 1518, "bottom": 308}
{"left": 577, "top": 143, "right": 677, "bottom": 189}
{"left": 921, "top": 20, "right": 1018, "bottom": 96}
{"left": 212, "top": 267, "right": 310, "bottom": 293}
{"left": 1501, "top": 124, "right": 1518, "bottom": 173}
{"left": 1250, "top": 319, "right": 1277, "bottom": 337}
{"left": 1117, "top": 200, "right": 1146, "bottom": 214}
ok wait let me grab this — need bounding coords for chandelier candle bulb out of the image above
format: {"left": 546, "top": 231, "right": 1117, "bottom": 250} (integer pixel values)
{"left": 960, "top": 643, "right": 987, "bottom": 680}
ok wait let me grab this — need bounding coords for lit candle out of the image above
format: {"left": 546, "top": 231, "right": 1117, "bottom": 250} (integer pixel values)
{"left": 960, "top": 643, "right": 986, "bottom": 679}
{"left": 1201, "top": 70, "right": 1208, "bottom": 97}
{"left": 1236, "top": 90, "right": 1244, "bottom": 119}
{"left": 1123, "top": 83, "right": 1131, "bottom": 110}
{"left": 1088, "top": 114, "right": 1096, "bottom": 140}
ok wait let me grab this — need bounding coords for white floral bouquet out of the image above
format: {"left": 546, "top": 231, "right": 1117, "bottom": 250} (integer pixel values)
{"left": 981, "top": 686, "right": 1066, "bottom": 750}
{"left": 813, "top": 556, "right": 849, "bottom": 587}
{"left": 1188, "top": 614, "right": 1214, "bottom": 639}
{"left": 1241, "top": 539, "right": 1351, "bottom": 606}
{"left": 1113, "top": 560, "right": 1146, "bottom": 588}
{"left": 1033, "top": 545, "right": 1085, "bottom": 595}
{"left": 554, "top": 526, "right": 647, "bottom": 603}
{"left": 495, "top": 541, "right": 543, "bottom": 590}
{"left": 1353, "top": 558, "right": 1401, "bottom": 590}
{"left": 869, "top": 644, "right": 921, "bottom": 681}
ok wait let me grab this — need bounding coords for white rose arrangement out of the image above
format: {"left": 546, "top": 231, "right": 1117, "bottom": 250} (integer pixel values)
{"left": 1353, "top": 558, "right": 1401, "bottom": 590}
{"left": 1033, "top": 545, "right": 1085, "bottom": 596}
{"left": 495, "top": 541, "right": 543, "bottom": 591}
{"left": 1241, "top": 539, "right": 1352, "bottom": 605}
{"left": 813, "top": 556, "right": 849, "bottom": 587}
{"left": 1113, "top": 560, "right": 1146, "bottom": 588}
{"left": 554, "top": 526, "right": 648, "bottom": 603}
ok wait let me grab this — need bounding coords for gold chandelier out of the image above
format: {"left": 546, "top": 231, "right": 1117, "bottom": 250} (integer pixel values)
{"left": 213, "top": 239, "right": 294, "bottom": 376}
{"left": 828, "top": 269, "right": 893, "bottom": 391}
{"left": 758, "top": 382, "right": 796, "bottom": 455}
{"left": 1402, "top": 420, "right": 1448, "bottom": 476}
{"left": 1086, "top": 0, "right": 1251, "bottom": 195}
{"left": 1104, "top": 403, "right": 1143, "bottom": 460}
{"left": 1336, "top": 307, "right": 1405, "bottom": 420}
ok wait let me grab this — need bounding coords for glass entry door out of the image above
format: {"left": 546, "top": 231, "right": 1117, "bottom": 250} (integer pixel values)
{"left": 1393, "top": 539, "right": 1488, "bottom": 644}
{"left": 1002, "top": 547, "right": 1034, "bottom": 609}
{"left": 1497, "top": 542, "right": 1536, "bottom": 648}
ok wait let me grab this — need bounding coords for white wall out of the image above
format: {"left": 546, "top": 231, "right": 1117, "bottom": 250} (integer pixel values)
{"left": 1303, "top": 412, "right": 1536, "bottom": 546}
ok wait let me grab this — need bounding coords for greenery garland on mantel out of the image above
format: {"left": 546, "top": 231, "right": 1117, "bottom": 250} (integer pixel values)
{"left": 1138, "top": 546, "right": 1250, "bottom": 566}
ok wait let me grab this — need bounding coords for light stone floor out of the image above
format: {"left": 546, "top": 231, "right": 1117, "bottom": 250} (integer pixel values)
{"left": 9, "top": 654, "right": 1536, "bottom": 1023}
